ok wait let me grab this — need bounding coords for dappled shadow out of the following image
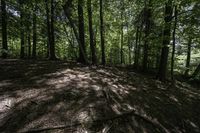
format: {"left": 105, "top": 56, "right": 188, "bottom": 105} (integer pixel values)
{"left": 0, "top": 59, "right": 200, "bottom": 133}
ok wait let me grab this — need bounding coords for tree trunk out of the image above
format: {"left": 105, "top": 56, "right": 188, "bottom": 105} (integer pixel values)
{"left": 120, "top": 24, "right": 124, "bottom": 65}
{"left": 127, "top": 26, "right": 131, "bottom": 65}
{"left": 184, "top": 37, "right": 192, "bottom": 77}
{"left": 100, "top": 0, "right": 106, "bottom": 65}
{"left": 142, "top": 0, "right": 151, "bottom": 71}
{"left": 135, "top": 25, "right": 142, "bottom": 69}
{"left": 156, "top": 51, "right": 160, "bottom": 69}
{"left": 27, "top": 26, "right": 31, "bottom": 58}
{"left": 1, "top": 0, "right": 8, "bottom": 58}
{"left": 49, "top": 0, "right": 56, "bottom": 60}
{"left": 120, "top": 2, "right": 124, "bottom": 65}
{"left": 32, "top": 2, "right": 37, "bottom": 59}
{"left": 78, "top": 0, "right": 86, "bottom": 63}
{"left": 87, "top": 0, "right": 97, "bottom": 64}
{"left": 20, "top": 0, "right": 25, "bottom": 59}
{"left": 171, "top": 5, "right": 178, "bottom": 80}
{"left": 45, "top": 0, "right": 50, "bottom": 58}
{"left": 134, "top": 26, "right": 139, "bottom": 68}
{"left": 157, "top": 0, "right": 173, "bottom": 81}
{"left": 45, "top": 0, "right": 51, "bottom": 58}
{"left": 94, "top": 26, "right": 98, "bottom": 59}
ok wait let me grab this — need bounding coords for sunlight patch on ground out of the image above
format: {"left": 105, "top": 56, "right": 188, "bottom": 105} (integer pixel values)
{"left": 0, "top": 98, "right": 15, "bottom": 124}
{"left": 0, "top": 98, "right": 14, "bottom": 112}
{"left": 91, "top": 85, "right": 101, "bottom": 91}
{"left": 43, "top": 68, "right": 104, "bottom": 90}
{"left": 14, "top": 89, "right": 47, "bottom": 104}
{"left": 76, "top": 111, "right": 91, "bottom": 123}
{"left": 96, "top": 69, "right": 111, "bottom": 75}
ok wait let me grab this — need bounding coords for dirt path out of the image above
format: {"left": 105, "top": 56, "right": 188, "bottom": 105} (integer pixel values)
{"left": 0, "top": 59, "right": 200, "bottom": 133}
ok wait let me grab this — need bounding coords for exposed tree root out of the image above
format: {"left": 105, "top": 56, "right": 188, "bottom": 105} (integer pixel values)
{"left": 20, "top": 109, "right": 170, "bottom": 133}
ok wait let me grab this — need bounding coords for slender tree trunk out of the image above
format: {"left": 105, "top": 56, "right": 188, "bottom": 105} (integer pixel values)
{"left": 87, "top": 0, "right": 97, "bottom": 64}
{"left": 20, "top": 1, "right": 25, "bottom": 59}
{"left": 78, "top": 0, "right": 86, "bottom": 63}
{"left": 1, "top": 0, "right": 8, "bottom": 58}
{"left": 156, "top": 51, "right": 160, "bottom": 69}
{"left": 45, "top": 0, "right": 51, "bottom": 58}
{"left": 128, "top": 40, "right": 131, "bottom": 65}
{"left": 120, "top": 3, "right": 124, "bottom": 65}
{"left": 171, "top": 5, "right": 178, "bottom": 80}
{"left": 32, "top": 2, "right": 37, "bottom": 59}
{"left": 100, "top": 0, "right": 106, "bottom": 65}
{"left": 127, "top": 26, "right": 131, "bottom": 65}
{"left": 25, "top": 34, "right": 28, "bottom": 57}
{"left": 49, "top": 0, "right": 56, "bottom": 60}
{"left": 134, "top": 26, "right": 139, "bottom": 67}
{"left": 135, "top": 25, "right": 142, "bottom": 69}
{"left": 27, "top": 26, "right": 31, "bottom": 58}
{"left": 120, "top": 24, "right": 124, "bottom": 64}
{"left": 94, "top": 26, "right": 97, "bottom": 58}
{"left": 70, "top": 28, "right": 77, "bottom": 60}
{"left": 157, "top": 0, "right": 173, "bottom": 81}
{"left": 184, "top": 37, "right": 192, "bottom": 77}
{"left": 142, "top": 0, "right": 151, "bottom": 71}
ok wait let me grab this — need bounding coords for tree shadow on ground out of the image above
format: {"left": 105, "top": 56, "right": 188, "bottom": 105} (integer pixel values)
{"left": 0, "top": 59, "right": 200, "bottom": 133}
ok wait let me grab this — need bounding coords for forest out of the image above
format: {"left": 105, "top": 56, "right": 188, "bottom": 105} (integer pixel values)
{"left": 0, "top": 0, "right": 200, "bottom": 132}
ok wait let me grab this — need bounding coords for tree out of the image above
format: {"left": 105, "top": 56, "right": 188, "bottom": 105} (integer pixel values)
{"left": 32, "top": 1, "right": 37, "bottom": 59}
{"left": 78, "top": 0, "right": 87, "bottom": 63}
{"left": 87, "top": 0, "right": 97, "bottom": 64}
{"left": 134, "top": 19, "right": 142, "bottom": 69}
{"left": 100, "top": 0, "right": 105, "bottom": 65}
{"left": 184, "top": 37, "right": 192, "bottom": 77}
{"left": 27, "top": 25, "right": 31, "bottom": 58}
{"left": 142, "top": 0, "right": 152, "bottom": 71}
{"left": 1, "top": 0, "right": 8, "bottom": 58}
{"left": 171, "top": 5, "right": 178, "bottom": 80}
{"left": 49, "top": 0, "right": 56, "bottom": 60}
{"left": 120, "top": 1, "right": 124, "bottom": 64}
{"left": 45, "top": 0, "right": 51, "bottom": 58}
{"left": 19, "top": 0, "right": 25, "bottom": 59}
{"left": 134, "top": 26, "right": 140, "bottom": 67}
{"left": 157, "top": 0, "right": 173, "bottom": 81}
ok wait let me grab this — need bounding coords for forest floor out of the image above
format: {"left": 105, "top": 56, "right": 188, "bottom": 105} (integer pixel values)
{"left": 0, "top": 59, "right": 200, "bottom": 133}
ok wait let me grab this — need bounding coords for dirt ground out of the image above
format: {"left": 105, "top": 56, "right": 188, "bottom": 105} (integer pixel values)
{"left": 0, "top": 59, "right": 200, "bottom": 133}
